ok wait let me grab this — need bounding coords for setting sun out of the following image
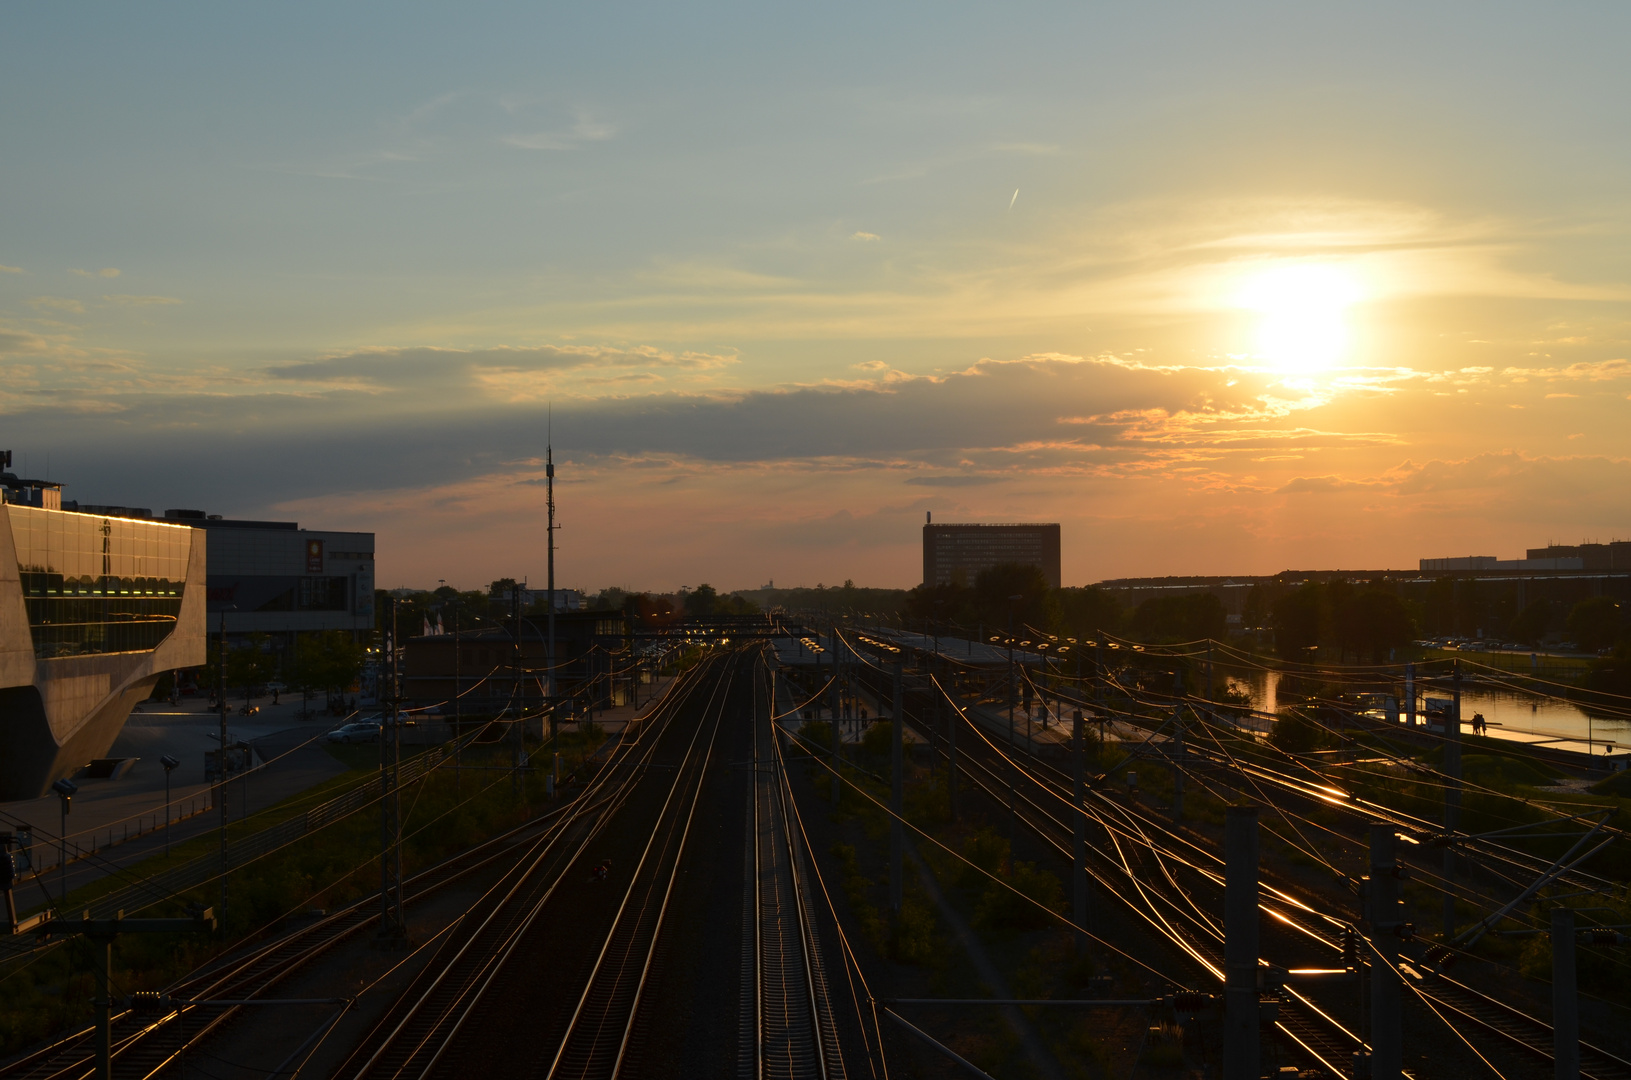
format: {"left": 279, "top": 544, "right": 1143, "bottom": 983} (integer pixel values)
{"left": 1238, "top": 263, "right": 1362, "bottom": 372}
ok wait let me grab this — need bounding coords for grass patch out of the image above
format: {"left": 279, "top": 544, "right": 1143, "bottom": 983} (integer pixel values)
{"left": 0, "top": 730, "right": 606, "bottom": 1059}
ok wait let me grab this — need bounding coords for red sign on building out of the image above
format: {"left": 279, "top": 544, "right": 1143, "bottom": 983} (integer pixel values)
{"left": 306, "top": 539, "right": 324, "bottom": 573}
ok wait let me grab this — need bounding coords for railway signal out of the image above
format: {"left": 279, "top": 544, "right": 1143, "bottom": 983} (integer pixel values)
{"left": 35, "top": 906, "right": 215, "bottom": 1080}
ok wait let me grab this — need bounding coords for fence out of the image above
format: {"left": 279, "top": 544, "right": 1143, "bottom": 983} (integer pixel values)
{"left": 3, "top": 748, "right": 447, "bottom": 960}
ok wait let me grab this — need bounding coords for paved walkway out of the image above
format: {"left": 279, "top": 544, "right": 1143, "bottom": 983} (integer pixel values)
{"left": 1, "top": 694, "right": 356, "bottom": 904}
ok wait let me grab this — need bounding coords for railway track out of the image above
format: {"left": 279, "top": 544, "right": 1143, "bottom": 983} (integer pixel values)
{"left": 1, "top": 662, "right": 708, "bottom": 1080}
{"left": 881, "top": 655, "right": 1631, "bottom": 1080}
{"left": 539, "top": 656, "right": 736, "bottom": 1080}
{"left": 1015, "top": 706, "right": 1631, "bottom": 1080}
{"left": 333, "top": 656, "right": 726, "bottom": 1080}
{"left": 833, "top": 659, "right": 1368, "bottom": 1076}
{"left": 744, "top": 660, "right": 843, "bottom": 1080}
{"left": 0, "top": 742, "right": 632, "bottom": 1080}
{"left": 1412, "top": 969, "right": 1631, "bottom": 1080}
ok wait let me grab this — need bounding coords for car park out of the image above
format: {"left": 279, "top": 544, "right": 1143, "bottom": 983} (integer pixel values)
{"left": 325, "top": 721, "right": 381, "bottom": 744}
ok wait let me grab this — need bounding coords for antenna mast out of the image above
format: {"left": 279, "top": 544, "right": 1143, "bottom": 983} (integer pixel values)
{"left": 546, "top": 412, "right": 557, "bottom": 743}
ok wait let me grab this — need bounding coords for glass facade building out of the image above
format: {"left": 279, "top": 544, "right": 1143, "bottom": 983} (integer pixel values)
{"left": 8, "top": 506, "right": 195, "bottom": 659}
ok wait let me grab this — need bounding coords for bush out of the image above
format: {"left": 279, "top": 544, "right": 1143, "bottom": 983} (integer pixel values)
{"left": 959, "top": 827, "right": 1009, "bottom": 886}
{"left": 1270, "top": 713, "right": 1332, "bottom": 754}
{"left": 860, "top": 721, "right": 894, "bottom": 760}
{"left": 973, "top": 861, "right": 1065, "bottom": 930}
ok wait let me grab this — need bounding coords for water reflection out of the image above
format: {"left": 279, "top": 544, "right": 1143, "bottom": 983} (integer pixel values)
{"left": 1232, "top": 669, "right": 1629, "bottom": 758}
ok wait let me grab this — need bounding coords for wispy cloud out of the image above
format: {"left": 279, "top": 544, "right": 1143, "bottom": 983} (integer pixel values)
{"left": 102, "top": 294, "right": 182, "bottom": 307}
{"left": 502, "top": 112, "right": 616, "bottom": 151}
{"left": 0, "top": 265, "right": 23, "bottom": 274}
{"left": 70, "top": 268, "right": 120, "bottom": 278}
{"left": 27, "top": 296, "right": 85, "bottom": 313}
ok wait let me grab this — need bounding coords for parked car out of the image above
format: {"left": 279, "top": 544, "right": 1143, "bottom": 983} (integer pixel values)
{"left": 325, "top": 721, "right": 381, "bottom": 744}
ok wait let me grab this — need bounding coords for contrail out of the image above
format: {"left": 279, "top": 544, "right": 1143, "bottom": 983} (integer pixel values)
{"left": 1009, "top": 188, "right": 1019, "bottom": 210}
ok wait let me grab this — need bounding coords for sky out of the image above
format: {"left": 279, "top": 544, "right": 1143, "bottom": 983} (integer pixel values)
{"left": 3, "top": 2, "right": 1629, "bottom": 592}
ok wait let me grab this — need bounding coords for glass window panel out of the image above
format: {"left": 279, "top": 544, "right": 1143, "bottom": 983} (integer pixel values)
{"left": 7, "top": 507, "right": 193, "bottom": 658}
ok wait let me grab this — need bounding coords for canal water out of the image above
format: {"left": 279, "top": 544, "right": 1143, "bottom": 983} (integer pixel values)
{"left": 1231, "top": 670, "right": 1631, "bottom": 759}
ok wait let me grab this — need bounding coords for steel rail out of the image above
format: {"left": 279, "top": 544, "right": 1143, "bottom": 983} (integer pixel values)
{"left": 542, "top": 654, "right": 739, "bottom": 1080}
{"left": 753, "top": 658, "right": 840, "bottom": 1080}
{"left": 844, "top": 662, "right": 1364, "bottom": 1076}
{"left": 945, "top": 673, "right": 1631, "bottom": 1080}
{"left": 336, "top": 657, "right": 718, "bottom": 1080}
{"left": 0, "top": 745, "right": 630, "bottom": 1080}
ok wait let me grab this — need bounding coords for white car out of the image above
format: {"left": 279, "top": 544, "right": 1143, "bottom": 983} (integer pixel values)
{"left": 326, "top": 721, "right": 381, "bottom": 744}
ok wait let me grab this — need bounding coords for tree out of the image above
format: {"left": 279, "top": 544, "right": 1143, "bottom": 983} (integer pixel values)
{"left": 683, "top": 584, "right": 720, "bottom": 619}
{"left": 905, "top": 581, "right": 975, "bottom": 627}
{"left": 1272, "top": 584, "right": 1324, "bottom": 659}
{"left": 224, "top": 633, "right": 277, "bottom": 706}
{"left": 1333, "top": 588, "right": 1414, "bottom": 663}
{"left": 973, "top": 563, "right": 1056, "bottom": 635}
{"left": 1568, "top": 597, "right": 1624, "bottom": 652}
{"left": 1508, "top": 599, "right": 1553, "bottom": 646}
{"left": 294, "top": 631, "right": 366, "bottom": 709}
{"left": 1127, "top": 593, "right": 1226, "bottom": 644}
{"left": 1057, "top": 587, "right": 1122, "bottom": 639}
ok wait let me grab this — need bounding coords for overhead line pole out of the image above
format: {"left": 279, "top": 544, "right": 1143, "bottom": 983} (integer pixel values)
{"left": 376, "top": 599, "right": 407, "bottom": 947}
{"left": 890, "top": 660, "right": 903, "bottom": 913}
{"left": 1443, "top": 661, "right": 1462, "bottom": 939}
{"left": 216, "top": 606, "right": 228, "bottom": 940}
{"left": 1072, "top": 707, "right": 1086, "bottom": 955}
{"left": 830, "top": 628, "right": 841, "bottom": 808}
{"left": 546, "top": 428, "right": 558, "bottom": 745}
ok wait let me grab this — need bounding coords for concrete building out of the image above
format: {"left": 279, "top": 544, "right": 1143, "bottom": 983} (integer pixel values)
{"left": 922, "top": 521, "right": 1061, "bottom": 589}
{"left": 168, "top": 511, "right": 375, "bottom": 645}
{"left": 54, "top": 504, "right": 375, "bottom": 649}
{"left": 1421, "top": 555, "right": 1583, "bottom": 572}
{"left": 404, "top": 610, "right": 630, "bottom": 712}
{"left": 0, "top": 474, "right": 207, "bottom": 799}
{"left": 1527, "top": 542, "right": 1631, "bottom": 571}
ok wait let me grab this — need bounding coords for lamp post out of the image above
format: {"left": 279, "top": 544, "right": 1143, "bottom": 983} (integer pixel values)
{"left": 51, "top": 778, "right": 76, "bottom": 909}
{"left": 160, "top": 755, "right": 180, "bottom": 856}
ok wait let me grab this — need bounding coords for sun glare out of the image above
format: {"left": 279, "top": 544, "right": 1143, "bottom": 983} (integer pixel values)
{"left": 1237, "top": 263, "right": 1361, "bottom": 373}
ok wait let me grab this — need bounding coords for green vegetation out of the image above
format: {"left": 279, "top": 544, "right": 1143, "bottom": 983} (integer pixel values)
{"left": 0, "top": 729, "right": 609, "bottom": 1059}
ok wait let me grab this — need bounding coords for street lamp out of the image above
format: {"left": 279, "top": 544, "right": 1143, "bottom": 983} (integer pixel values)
{"left": 51, "top": 778, "right": 77, "bottom": 909}
{"left": 160, "top": 756, "right": 180, "bottom": 855}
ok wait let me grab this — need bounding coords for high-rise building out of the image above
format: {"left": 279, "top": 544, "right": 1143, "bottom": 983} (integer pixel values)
{"left": 922, "top": 521, "right": 1061, "bottom": 589}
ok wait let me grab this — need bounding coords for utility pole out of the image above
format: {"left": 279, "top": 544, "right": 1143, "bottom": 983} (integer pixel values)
{"left": 1404, "top": 662, "right": 1416, "bottom": 727}
{"left": 1443, "top": 661, "right": 1462, "bottom": 938}
{"left": 512, "top": 586, "right": 523, "bottom": 796}
{"left": 1224, "top": 805, "right": 1260, "bottom": 1080}
{"left": 1367, "top": 824, "right": 1403, "bottom": 1080}
{"left": 1072, "top": 708, "right": 1086, "bottom": 955}
{"left": 1553, "top": 907, "right": 1580, "bottom": 1080}
{"left": 1205, "top": 640, "right": 1214, "bottom": 711}
{"left": 376, "top": 599, "right": 407, "bottom": 948}
{"left": 1095, "top": 639, "right": 1106, "bottom": 728}
{"left": 452, "top": 604, "right": 461, "bottom": 795}
{"left": 546, "top": 429, "right": 558, "bottom": 744}
{"left": 890, "top": 661, "right": 903, "bottom": 913}
{"left": 216, "top": 606, "right": 229, "bottom": 938}
{"left": 830, "top": 628, "right": 841, "bottom": 808}
{"left": 1171, "top": 671, "right": 1186, "bottom": 821}
{"left": 947, "top": 678, "right": 958, "bottom": 822}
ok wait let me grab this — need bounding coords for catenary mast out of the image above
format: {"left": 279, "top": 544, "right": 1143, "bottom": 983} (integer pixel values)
{"left": 546, "top": 419, "right": 557, "bottom": 739}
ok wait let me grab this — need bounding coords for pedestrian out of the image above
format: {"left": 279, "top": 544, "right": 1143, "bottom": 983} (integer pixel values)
{"left": 272, "top": 688, "right": 280, "bottom": 706}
